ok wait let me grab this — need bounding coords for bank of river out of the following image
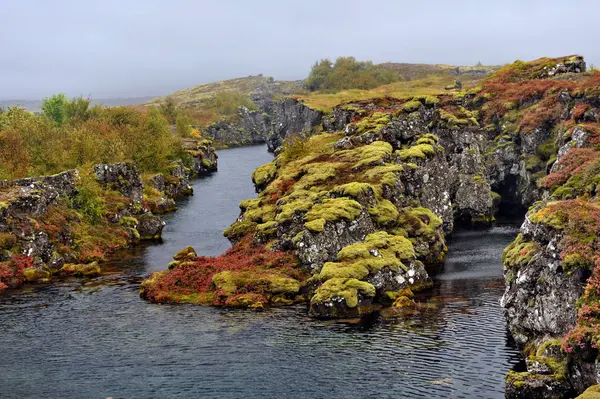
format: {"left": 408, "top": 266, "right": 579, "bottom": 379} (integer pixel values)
{"left": 0, "top": 145, "right": 522, "bottom": 398}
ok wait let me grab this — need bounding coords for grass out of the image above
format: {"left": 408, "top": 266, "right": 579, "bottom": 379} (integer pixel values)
{"left": 294, "top": 75, "right": 482, "bottom": 113}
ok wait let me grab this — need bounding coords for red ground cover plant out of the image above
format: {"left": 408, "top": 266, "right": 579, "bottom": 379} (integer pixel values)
{"left": 0, "top": 255, "right": 32, "bottom": 291}
{"left": 141, "top": 235, "right": 305, "bottom": 305}
{"left": 540, "top": 148, "right": 599, "bottom": 188}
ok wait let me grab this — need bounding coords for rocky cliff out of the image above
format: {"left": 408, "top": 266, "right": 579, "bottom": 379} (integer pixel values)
{"left": 204, "top": 96, "right": 324, "bottom": 152}
{"left": 141, "top": 55, "right": 600, "bottom": 398}
{"left": 0, "top": 142, "right": 219, "bottom": 291}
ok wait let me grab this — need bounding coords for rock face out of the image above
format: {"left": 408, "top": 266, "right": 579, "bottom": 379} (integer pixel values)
{"left": 204, "top": 98, "right": 323, "bottom": 153}
{"left": 141, "top": 54, "right": 600, "bottom": 398}
{"left": 94, "top": 162, "right": 144, "bottom": 205}
{"left": 205, "top": 108, "right": 269, "bottom": 147}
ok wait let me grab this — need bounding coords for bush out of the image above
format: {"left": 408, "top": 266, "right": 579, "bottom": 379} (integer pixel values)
{"left": 306, "top": 56, "right": 399, "bottom": 92}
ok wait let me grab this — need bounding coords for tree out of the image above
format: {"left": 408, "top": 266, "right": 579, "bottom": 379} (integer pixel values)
{"left": 306, "top": 59, "right": 333, "bottom": 91}
{"left": 41, "top": 93, "right": 68, "bottom": 125}
{"left": 158, "top": 96, "right": 178, "bottom": 124}
{"left": 66, "top": 96, "right": 92, "bottom": 123}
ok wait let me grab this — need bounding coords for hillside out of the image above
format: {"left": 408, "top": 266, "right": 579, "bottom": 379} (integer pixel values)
{"left": 0, "top": 96, "right": 156, "bottom": 113}
{"left": 146, "top": 61, "right": 500, "bottom": 127}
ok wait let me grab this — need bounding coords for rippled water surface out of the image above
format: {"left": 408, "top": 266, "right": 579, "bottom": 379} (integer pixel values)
{"left": 0, "top": 145, "right": 523, "bottom": 398}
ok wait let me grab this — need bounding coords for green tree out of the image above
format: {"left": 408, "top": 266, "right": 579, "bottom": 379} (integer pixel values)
{"left": 306, "top": 59, "right": 333, "bottom": 90}
{"left": 66, "top": 96, "right": 92, "bottom": 123}
{"left": 158, "top": 96, "right": 178, "bottom": 124}
{"left": 41, "top": 93, "right": 68, "bottom": 125}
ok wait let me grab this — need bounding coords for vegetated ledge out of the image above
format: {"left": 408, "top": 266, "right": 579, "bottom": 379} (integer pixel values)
{"left": 0, "top": 141, "right": 218, "bottom": 292}
{"left": 140, "top": 55, "right": 600, "bottom": 397}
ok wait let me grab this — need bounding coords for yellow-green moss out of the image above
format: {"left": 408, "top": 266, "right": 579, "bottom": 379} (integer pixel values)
{"left": 252, "top": 162, "right": 277, "bottom": 187}
{"left": 0, "top": 232, "right": 17, "bottom": 250}
{"left": 354, "top": 112, "right": 391, "bottom": 135}
{"left": 368, "top": 199, "right": 400, "bottom": 226}
{"left": 332, "top": 182, "right": 376, "bottom": 198}
{"left": 311, "top": 278, "right": 376, "bottom": 308}
{"left": 396, "top": 144, "right": 435, "bottom": 161}
{"left": 341, "top": 141, "right": 393, "bottom": 169}
{"left": 296, "top": 162, "right": 341, "bottom": 189}
{"left": 305, "top": 197, "right": 363, "bottom": 224}
{"left": 318, "top": 231, "right": 415, "bottom": 281}
{"left": 396, "top": 206, "right": 443, "bottom": 238}
{"left": 244, "top": 204, "right": 276, "bottom": 223}
{"left": 576, "top": 385, "right": 600, "bottom": 399}
{"left": 363, "top": 164, "right": 404, "bottom": 187}
{"left": 416, "top": 134, "right": 439, "bottom": 145}
{"left": 403, "top": 100, "right": 422, "bottom": 113}
{"left": 304, "top": 218, "right": 326, "bottom": 233}
{"left": 223, "top": 221, "right": 257, "bottom": 239}
{"left": 212, "top": 270, "right": 300, "bottom": 296}
{"left": 257, "top": 221, "right": 278, "bottom": 235}
{"left": 503, "top": 234, "right": 538, "bottom": 269}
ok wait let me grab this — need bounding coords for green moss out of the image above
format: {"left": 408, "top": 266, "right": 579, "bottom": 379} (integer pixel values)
{"left": 354, "top": 112, "right": 391, "bottom": 135}
{"left": 212, "top": 270, "right": 300, "bottom": 296}
{"left": 424, "top": 96, "right": 440, "bottom": 105}
{"left": 396, "top": 144, "right": 435, "bottom": 161}
{"left": 23, "top": 267, "right": 51, "bottom": 282}
{"left": 503, "top": 234, "right": 538, "bottom": 269}
{"left": 416, "top": 134, "right": 439, "bottom": 145}
{"left": 332, "top": 182, "right": 375, "bottom": 198}
{"left": 402, "top": 100, "right": 422, "bottom": 113}
{"left": 317, "top": 231, "right": 415, "bottom": 282}
{"left": 363, "top": 164, "right": 404, "bottom": 187}
{"left": 396, "top": 206, "right": 443, "bottom": 238}
{"left": 304, "top": 218, "right": 326, "bottom": 233}
{"left": 576, "top": 385, "right": 600, "bottom": 399}
{"left": 244, "top": 204, "right": 276, "bottom": 223}
{"left": 257, "top": 221, "right": 278, "bottom": 236}
{"left": 311, "top": 278, "right": 376, "bottom": 308}
{"left": 296, "top": 162, "right": 341, "bottom": 188}
{"left": 305, "top": 197, "right": 363, "bottom": 224}
{"left": 341, "top": 141, "right": 393, "bottom": 169}
{"left": 119, "top": 216, "right": 139, "bottom": 228}
{"left": 368, "top": 199, "right": 400, "bottom": 226}
{"left": 252, "top": 162, "right": 277, "bottom": 187}
{"left": 529, "top": 204, "right": 564, "bottom": 229}
{"left": 0, "top": 232, "right": 17, "bottom": 250}
{"left": 275, "top": 190, "right": 323, "bottom": 222}
{"left": 223, "top": 221, "right": 257, "bottom": 239}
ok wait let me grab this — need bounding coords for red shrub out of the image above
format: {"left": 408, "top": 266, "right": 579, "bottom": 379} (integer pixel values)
{"left": 142, "top": 235, "right": 304, "bottom": 304}
{"left": 540, "top": 148, "right": 599, "bottom": 188}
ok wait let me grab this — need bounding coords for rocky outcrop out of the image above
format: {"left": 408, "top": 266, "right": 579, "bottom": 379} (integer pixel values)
{"left": 204, "top": 98, "right": 323, "bottom": 153}
{"left": 205, "top": 107, "right": 269, "bottom": 147}
{"left": 141, "top": 55, "right": 600, "bottom": 397}
{"left": 267, "top": 98, "right": 323, "bottom": 152}
{"left": 183, "top": 139, "right": 218, "bottom": 176}
{"left": 0, "top": 158, "right": 195, "bottom": 291}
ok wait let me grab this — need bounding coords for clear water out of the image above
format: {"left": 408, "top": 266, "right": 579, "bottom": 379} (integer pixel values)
{"left": 0, "top": 145, "right": 523, "bottom": 399}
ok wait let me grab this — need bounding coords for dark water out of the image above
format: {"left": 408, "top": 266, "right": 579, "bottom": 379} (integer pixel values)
{"left": 0, "top": 145, "right": 523, "bottom": 399}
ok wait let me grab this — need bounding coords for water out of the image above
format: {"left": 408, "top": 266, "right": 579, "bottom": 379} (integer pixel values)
{"left": 0, "top": 145, "right": 523, "bottom": 399}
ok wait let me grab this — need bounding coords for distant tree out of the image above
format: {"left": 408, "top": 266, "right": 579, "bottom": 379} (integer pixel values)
{"left": 66, "top": 96, "right": 92, "bottom": 123}
{"left": 455, "top": 80, "right": 463, "bottom": 90}
{"left": 476, "top": 61, "right": 483, "bottom": 67}
{"left": 306, "top": 57, "right": 398, "bottom": 92}
{"left": 212, "top": 91, "right": 256, "bottom": 116}
{"left": 306, "top": 59, "right": 333, "bottom": 91}
{"left": 158, "top": 96, "right": 178, "bottom": 124}
{"left": 41, "top": 93, "right": 69, "bottom": 125}
{"left": 176, "top": 114, "right": 193, "bottom": 138}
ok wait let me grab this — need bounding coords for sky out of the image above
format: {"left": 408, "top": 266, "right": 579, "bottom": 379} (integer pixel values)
{"left": 1, "top": 0, "right": 599, "bottom": 100}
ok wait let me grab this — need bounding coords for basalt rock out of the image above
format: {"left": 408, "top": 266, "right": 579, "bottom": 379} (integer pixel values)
{"left": 94, "top": 162, "right": 143, "bottom": 204}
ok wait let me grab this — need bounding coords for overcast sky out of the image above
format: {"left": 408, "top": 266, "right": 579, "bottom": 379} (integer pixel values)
{"left": 1, "top": 0, "right": 598, "bottom": 100}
